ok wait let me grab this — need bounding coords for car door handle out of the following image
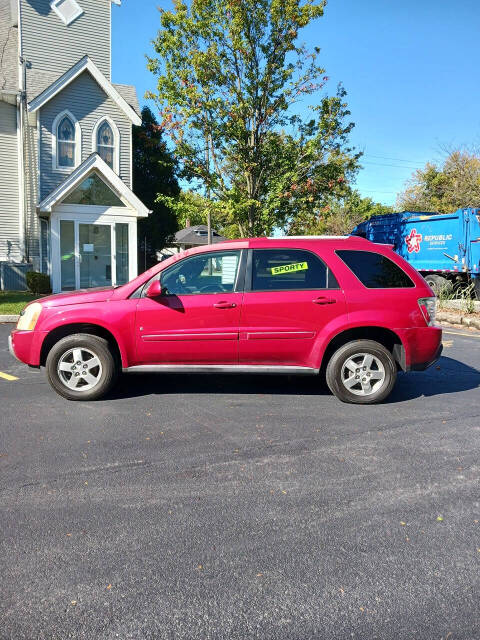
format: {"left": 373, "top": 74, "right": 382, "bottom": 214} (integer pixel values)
{"left": 213, "top": 301, "right": 237, "bottom": 309}
{"left": 312, "top": 296, "right": 337, "bottom": 305}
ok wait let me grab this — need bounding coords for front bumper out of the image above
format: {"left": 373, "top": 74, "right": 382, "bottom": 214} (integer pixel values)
{"left": 8, "top": 333, "right": 21, "bottom": 363}
{"left": 8, "top": 329, "right": 47, "bottom": 366}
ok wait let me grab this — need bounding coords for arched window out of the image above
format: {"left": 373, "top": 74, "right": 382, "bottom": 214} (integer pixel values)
{"left": 93, "top": 118, "right": 119, "bottom": 173}
{"left": 57, "top": 116, "right": 75, "bottom": 167}
{"left": 52, "top": 110, "right": 81, "bottom": 171}
{"left": 97, "top": 121, "right": 114, "bottom": 167}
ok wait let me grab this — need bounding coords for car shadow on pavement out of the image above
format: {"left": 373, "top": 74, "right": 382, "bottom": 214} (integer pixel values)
{"left": 107, "top": 356, "right": 479, "bottom": 403}
{"left": 386, "top": 355, "right": 480, "bottom": 402}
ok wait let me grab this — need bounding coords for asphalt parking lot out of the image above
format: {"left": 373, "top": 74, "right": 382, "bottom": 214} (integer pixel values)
{"left": 0, "top": 323, "right": 479, "bottom": 640}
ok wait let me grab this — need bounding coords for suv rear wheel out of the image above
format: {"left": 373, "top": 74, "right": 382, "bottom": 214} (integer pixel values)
{"left": 46, "top": 333, "right": 118, "bottom": 401}
{"left": 326, "top": 339, "right": 397, "bottom": 404}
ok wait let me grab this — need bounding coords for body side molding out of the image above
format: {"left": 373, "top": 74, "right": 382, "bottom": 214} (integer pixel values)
{"left": 123, "top": 364, "right": 319, "bottom": 375}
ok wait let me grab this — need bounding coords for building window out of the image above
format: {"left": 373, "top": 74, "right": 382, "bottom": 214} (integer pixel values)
{"left": 63, "top": 173, "right": 125, "bottom": 207}
{"left": 93, "top": 118, "right": 119, "bottom": 173}
{"left": 50, "top": 0, "right": 84, "bottom": 26}
{"left": 52, "top": 110, "right": 81, "bottom": 171}
{"left": 40, "top": 218, "right": 50, "bottom": 275}
{"left": 57, "top": 116, "right": 75, "bottom": 167}
{"left": 97, "top": 121, "right": 114, "bottom": 168}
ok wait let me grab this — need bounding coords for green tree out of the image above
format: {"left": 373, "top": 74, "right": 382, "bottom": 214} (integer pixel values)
{"left": 289, "top": 190, "right": 392, "bottom": 235}
{"left": 396, "top": 150, "right": 480, "bottom": 213}
{"left": 158, "top": 190, "right": 242, "bottom": 238}
{"left": 133, "top": 106, "right": 180, "bottom": 269}
{"left": 148, "top": 0, "right": 361, "bottom": 237}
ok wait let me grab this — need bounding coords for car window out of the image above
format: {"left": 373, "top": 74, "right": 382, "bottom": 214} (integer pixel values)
{"left": 336, "top": 250, "right": 415, "bottom": 288}
{"left": 251, "top": 249, "right": 336, "bottom": 291}
{"left": 161, "top": 251, "right": 241, "bottom": 295}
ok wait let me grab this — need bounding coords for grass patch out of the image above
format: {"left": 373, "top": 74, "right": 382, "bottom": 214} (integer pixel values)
{"left": 0, "top": 291, "right": 38, "bottom": 315}
{"left": 438, "top": 281, "right": 477, "bottom": 314}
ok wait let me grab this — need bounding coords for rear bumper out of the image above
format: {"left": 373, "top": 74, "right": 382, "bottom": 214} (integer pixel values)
{"left": 408, "top": 341, "right": 443, "bottom": 371}
{"left": 397, "top": 326, "right": 443, "bottom": 372}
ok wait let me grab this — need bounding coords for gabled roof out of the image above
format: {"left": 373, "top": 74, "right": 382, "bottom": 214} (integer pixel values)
{"left": 113, "top": 83, "right": 141, "bottom": 118}
{"left": 39, "top": 153, "right": 151, "bottom": 217}
{"left": 174, "top": 225, "right": 227, "bottom": 246}
{"left": 27, "top": 56, "right": 141, "bottom": 125}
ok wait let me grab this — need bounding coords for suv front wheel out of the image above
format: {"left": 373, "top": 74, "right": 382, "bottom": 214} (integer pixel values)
{"left": 46, "top": 333, "right": 118, "bottom": 401}
{"left": 326, "top": 339, "right": 397, "bottom": 404}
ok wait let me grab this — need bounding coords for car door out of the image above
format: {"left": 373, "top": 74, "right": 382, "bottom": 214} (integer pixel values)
{"left": 239, "top": 248, "right": 346, "bottom": 368}
{"left": 135, "top": 250, "right": 245, "bottom": 365}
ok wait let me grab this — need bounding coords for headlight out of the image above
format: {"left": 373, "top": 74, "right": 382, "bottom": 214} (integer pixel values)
{"left": 17, "top": 302, "right": 43, "bottom": 331}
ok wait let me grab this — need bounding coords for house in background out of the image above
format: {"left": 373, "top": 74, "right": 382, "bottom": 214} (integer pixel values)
{"left": 0, "top": 0, "right": 149, "bottom": 293}
{"left": 173, "top": 225, "right": 227, "bottom": 251}
{"left": 158, "top": 224, "right": 227, "bottom": 261}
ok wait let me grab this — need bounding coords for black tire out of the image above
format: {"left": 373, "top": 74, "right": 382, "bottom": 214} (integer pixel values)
{"left": 45, "top": 333, "right": 118, "bottom": 401}
{"left": 424, "top": 274, "right": 453, "bottom": 296}
{"left": 326, "top": 339, "right": 397, "bottom": 405}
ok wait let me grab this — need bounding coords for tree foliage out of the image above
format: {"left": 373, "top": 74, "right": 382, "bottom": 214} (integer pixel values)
{"left": 289, "top": 190, "right": 392, "bottom": 235}
{"left": 148, "top": 0, "right": 361, "bottom": 236}
{"left": 158, "top": 190, "right": 242, "bottom": 238}
{"left": 133, "top": 106, "right": 180, "bottom": 268}
{"left": 396, "top": 150, "right": 480, "bottom": 213}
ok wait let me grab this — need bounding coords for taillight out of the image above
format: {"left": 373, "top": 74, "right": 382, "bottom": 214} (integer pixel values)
{"left": 418, "top": 297, "right": 437, "bottom": 326}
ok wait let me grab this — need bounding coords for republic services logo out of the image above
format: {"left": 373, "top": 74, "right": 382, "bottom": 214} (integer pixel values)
{"left": 405, "top": 228, "right": 422, "bottom": 253}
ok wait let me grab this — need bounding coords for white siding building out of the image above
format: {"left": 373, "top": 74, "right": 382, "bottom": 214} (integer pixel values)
{"left": 0, "top": 0, "right": 149, "bottom": 292}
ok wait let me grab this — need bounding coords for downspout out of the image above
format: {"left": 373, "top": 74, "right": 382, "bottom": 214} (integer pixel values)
{"left": 17, "top": 0, "right": 29, "bottom": 263}
{"left": 19, "top": 56, "right": 29, "bottom": 262}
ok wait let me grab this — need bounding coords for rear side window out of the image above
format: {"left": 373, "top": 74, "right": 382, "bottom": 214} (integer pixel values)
{"left": 251, "top": 249, "right": 338, "bottom": 291}
{"left": 336, "top": 250, "right": 414, "bottom": 288}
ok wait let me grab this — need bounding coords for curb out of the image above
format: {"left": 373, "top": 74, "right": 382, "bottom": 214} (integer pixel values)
{"left": 0, "top": 315, "right": 19, "bottom": 323}
{"left": 438, "top": 299, "right": 480, "bottom": 313}
{"left": 437, "top": 311, "right": 480, "bottom": 330}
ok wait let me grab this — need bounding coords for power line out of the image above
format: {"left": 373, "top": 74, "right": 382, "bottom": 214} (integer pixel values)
{"left": 359, "top": 189, "right": 397, "bottom": 194}
{"left": 363, "top": 154, "right": 428, "bottom": 165}
{"left": 361, "top": 161, "right": 423, "bottom": 170}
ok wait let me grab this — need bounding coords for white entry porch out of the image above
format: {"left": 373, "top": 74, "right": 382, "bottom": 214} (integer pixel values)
{"left": 38, "top": 154, "right": 150, "bottom": 293}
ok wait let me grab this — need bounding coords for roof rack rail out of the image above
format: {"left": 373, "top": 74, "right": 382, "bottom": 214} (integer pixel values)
{"left": 266, "top": 235, "right": 351, "bottom": 240}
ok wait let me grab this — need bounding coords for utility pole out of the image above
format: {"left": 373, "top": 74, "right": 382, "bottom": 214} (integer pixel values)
{"left": 205, "top": 133, "right": 212, "bottom": 245}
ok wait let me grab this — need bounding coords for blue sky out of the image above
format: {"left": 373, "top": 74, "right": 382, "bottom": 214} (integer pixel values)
{"left": 112, "top": 0, "right": 480, "bottom": 207}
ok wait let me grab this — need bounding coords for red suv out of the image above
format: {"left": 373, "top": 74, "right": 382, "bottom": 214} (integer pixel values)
{"left": 9, "top": 236, "right": 442, "bottom": 404}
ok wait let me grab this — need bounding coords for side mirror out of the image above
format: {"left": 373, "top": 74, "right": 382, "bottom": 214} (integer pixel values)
{"left": 146, "top": 280, "right": 163, "bottom": 298}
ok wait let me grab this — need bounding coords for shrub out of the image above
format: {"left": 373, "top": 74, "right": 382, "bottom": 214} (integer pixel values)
{"left": 26, "top": 271, "right": 51, "bottom": 295}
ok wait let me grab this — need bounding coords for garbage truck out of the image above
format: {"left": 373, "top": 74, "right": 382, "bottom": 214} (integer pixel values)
{"left": 352, "top": 208, "right": 480, "bottom": 298}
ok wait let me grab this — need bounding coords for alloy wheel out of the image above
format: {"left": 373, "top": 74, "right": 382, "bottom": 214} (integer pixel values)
{"left": 57, "top": 347, "right": 103, "bottom": 392}
{"left": 340, "top": 352, "right": 386, "bottom": 396}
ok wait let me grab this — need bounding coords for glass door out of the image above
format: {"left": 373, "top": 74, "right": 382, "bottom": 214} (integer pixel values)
{"left": 60, "top": 220, "right": 76, "bottom": 291}
{"left": 59, "top": 220, "right": 130, "bottom": 291}
{"left": 79, "top": 224, "right": 112, "bottom": 289}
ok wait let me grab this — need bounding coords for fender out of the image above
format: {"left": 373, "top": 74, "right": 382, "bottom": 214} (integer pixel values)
{"left": 35, "top": 300, "right": 136, "bottom": 368}
{"left": 311, "top": 319, "right": 408, "bottom": 371}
